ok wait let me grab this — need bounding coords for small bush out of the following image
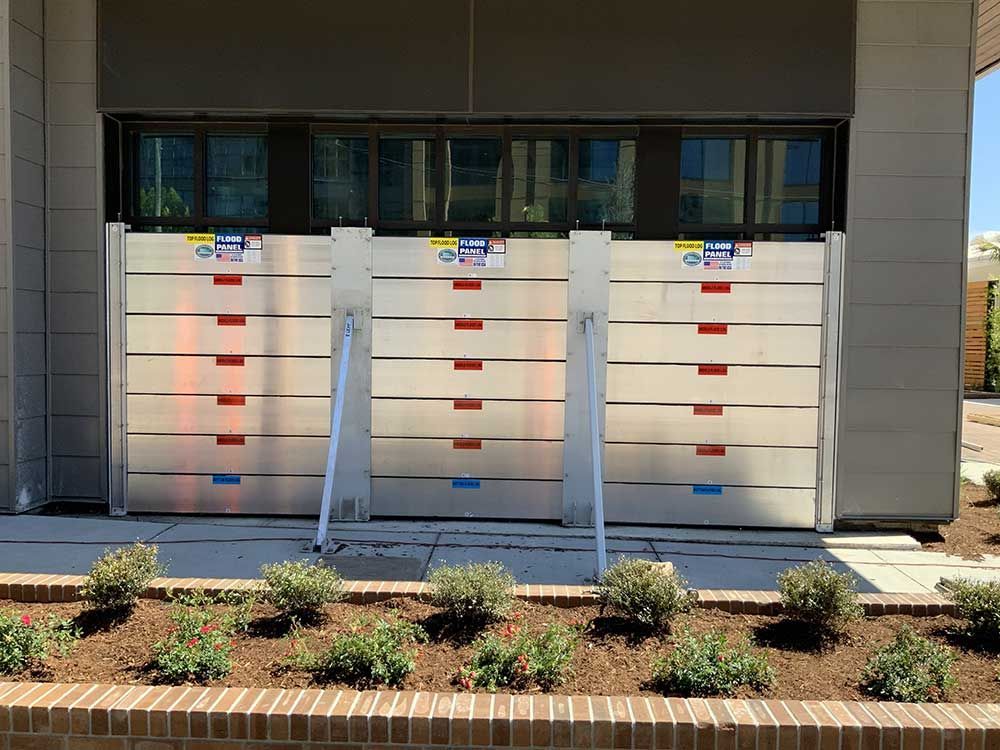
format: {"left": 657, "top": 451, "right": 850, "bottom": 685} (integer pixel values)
{"left": 428, "top": 562, "right": 515, "bottom": 625}
{"left": 860, "top": 626, "right": 955, "bottom": 702}
{"left": 776, "top": 560, "right": 862, "bottom": 634}
{"left": 0, "top": 611, "right": 77, "bottom": 674}
{"left": 152, "top": 592, "right": 252, "bottom": 683}
{"left": 457, "top": 621, "right": 580, "bottom": 691}
{"left": 595, "top": 558, "right": 695, "bottom": 631}
{"left": 81, "top": 542, "right": 164, "bottom": 613}
{"left": 260, "top": 560, "right": 345, "bottom": 619}
{"left": 651, "top": 630, "right": 775, "bottom": 697}
{"left": 984, "top": 469, "right": 1000, "bottom": 501}
{"left": 947, "top": 578, "right": 1000, "bottom": 642}
{"left": 295, "top": 617, "right": 426, "bottom": 687}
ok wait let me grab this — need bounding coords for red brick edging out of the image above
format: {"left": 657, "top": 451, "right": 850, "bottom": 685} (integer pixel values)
{"left": 0, "top": 573, "right": 957, "bottom": 617}
{"left": 0, "top": 681, "right": 997, "bottom": 750}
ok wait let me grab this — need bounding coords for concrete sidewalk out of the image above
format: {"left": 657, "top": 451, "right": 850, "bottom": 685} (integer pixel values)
{"left": 3, "top": 513, "right": 1000, "bottom": 593}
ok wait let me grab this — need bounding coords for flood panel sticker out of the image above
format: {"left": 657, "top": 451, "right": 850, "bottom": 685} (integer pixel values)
{"left": 697, "top": 364, "right": 728, "bottom": 376}
{"left": 452, "top": 478, "right": 481, "bottom": 489}
{"left": 216, "top": 355, "right": 245, "bottom": 367}
{"left": 213, "top": 275, "right": 243, "bottom": 286}
{"left": 212, "top": 474, "right": 241, "bottom": 485}
{"left": 214, "top": 233, "right": 262, "bottom": 264}
{"left": 216, "top": 435, "right": 246, "bottom": 446}
{"left": 188, "top": 233, "right": 217, "bottom": 261}
{"left": 692, "top": 485, "right": 723, "bottom": 495}
{"left": 454, "top": 359, "right": 483, "bottom": 371}
{"left": 693, "top": 405, "right": 724, "bottom": 416}
{"left": 454, "top": 319, "right": 484, "bottom": 331}
{"left": 696, "top": 445, "right": 727, "bottom": 457}
{"left": 433, "top": 238, "right": 505, "bottom": 268}
{"left": 454, "top": 399, "right": 483, "bottom": 410}
{"left": 217, "top": 315, "right": 246, "bottom": 327}
{"left": 697, "top": 323, "right": 728, "bottom": 335}
{"left": 701, "top": 240, "right": 752, "bottom": 271}
{"left": 217, "top": 395, "right": 246, "bottom": 406}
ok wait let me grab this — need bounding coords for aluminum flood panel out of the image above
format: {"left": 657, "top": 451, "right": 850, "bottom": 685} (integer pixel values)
{"left": 127, "top": 395, "right": 331, "bottom": 436}
{"left": 607, "top": 364, "right": 820, "bottom": 406}
{"left": 372, "top": 399, "right": 564, "bottom": 440}
{"left": 126, "top": 275, "right": 330, "bottom": 316}
{"left": 609, "top": 282, "right": 823, "bottom": 324}
{"left": 373, "top": 319, "right": 566, "bottom": 360}
{"left": 128, "top": 435, "right": 328, "bottom": 474}
{"left": 372, "top": 237, "right": 568, "bottom": 279}
{"left": 605, "top": 404, "right": 818, "bottom": 447}
{"left": 127, "top": 355, "right": 330, "bottom": 396}
{"left": 610, "top": 241, "right": 825, "bottom": 283}
{"left": 605, "top": 444, "right": 818, "bottom": 487}
{"left": 124, "top": 233, "right": 332, "bottom": 276}
{"left": 128, "top": 473, "right": 325, "bottom": 515}
{"left": 373, "top": 279, "right": 567, "bottom": 319}
{"left": 609, "top": 324, "right": 821, "bottom": 365}
{"left": 126, "top": 316, "right": 331, "bottom": 356}
{"left": 372, "top": 437, "right": 563, "bottom": 480}
{"left": 373, "top": 360, "right": 565, "bottom": 400}
{"left": 371, "top": 478, "right": 562, "bottom": 519}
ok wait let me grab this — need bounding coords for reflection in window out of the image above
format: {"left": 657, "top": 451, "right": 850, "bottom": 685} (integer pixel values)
{"left": 207, "top": 135, "right": 268, "bottom": 217}
{"left": 444, "top": 138, "right": 502, "bottom": 222}
{"left": 578, "top": 139, "right": 635, "bottom": 224}
{"left": 313, "top": 136, "right": 369, "bottom": 221}
{"left": 379, "top": 138, "right": 436, "bottom": 221}
{"left": 137, "top": 135, "right": 194, "bottom": 218}
{"left": 510, "top": 139, "right": 568, "bottom": 223}
{"left": 679, "top": 138, "right": 746, "bottom": 224}
{"left": 756, "top": 138, "right": 821, "bottom": 224}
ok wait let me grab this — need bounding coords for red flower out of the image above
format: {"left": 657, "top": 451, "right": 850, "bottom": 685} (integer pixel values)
{"left": 717, "top": 654, "right": 725, "bottom": 663}
{"left": 214, "top": 642, "right": 224, "bottom": 651}
{"left": 185, "top": 637, "right": 199, "bottom": 648}
{"left": 501, "top": 623, "right": 521, "bottom": 638}
{"left": 512, "top": 612, "right": 524, "bottom": 622}
{"left": 517, "top": 653, "right": 530, "bottom": 673}
{"left": 458, "top": 677, "right": 471, "bottom": 690}
{"left": 199, "top": 624, "right": 216, "bottom": 634}
{"left": 20, "top": 615, "right": 31, "bottom": 627}
{"left": 229, "top": 639, "right": 237, "bottom": 648}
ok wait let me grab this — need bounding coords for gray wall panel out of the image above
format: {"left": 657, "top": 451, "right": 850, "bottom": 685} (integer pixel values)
{"left": 854, "top": 133, "right": 967, "bottom": 177}
{"left": 46, "top": 41, "right": 96, "bottom": 84}
{"left": 50, "top": 415, "right": 101, "bottom": 456}
{"left": 46, "top": 0, "right": 95, "bottom": 41}
{"left": 852, "top": 176, "right": 966, "bottom": 220}
{"left": 14, "top": 333, "right": 44, "bottom": 375}
{"left": 846, "top": 304, "right": 961, "bottom": 348}
{"left": 858, "top": 1, "right": 973, "bottom": 46}
{"left": 855, "top": 45, "right": 972, "bottom": 89}
{"left": 11, "top": 66, "right": 42, "bottom": 121}
{"left": 846, "top": 346, "right": 959, "bottom": 390}
{"left": 840, "top": 431, "right": 957, "bottom": 475}
{"left": 51, "top": 456, "right": 101, "bottom": 498}
{"left": 849, "top": 218, "right": 966, "bottom": 263}
{"left": 13, "top": 246, "right": 43, "bottom": 291}
{"left": 854, "top": 89, "right": 968, "bottom": 133}
{"left": 843, "top": 389, "right": 959, "bottom": 433}
{"left": 849, "top": 262, "right": 963, "bottom": 306}
{"left": 12, "top": 0, "right": 42, "bottom": 34}
{"left": 51, "top": 375, "right": 100, "bottom": 416}
{"left": 50, "top": 292, "right": 97, "bottom": 333}
{"left": 12, "top": 112, "right": 42, "bottom": 163}
{"left": 838, "top": 472, "right": 958, "bottom": 518}
{"left": 50, "top": 333, "right": 98, "bottom": 374}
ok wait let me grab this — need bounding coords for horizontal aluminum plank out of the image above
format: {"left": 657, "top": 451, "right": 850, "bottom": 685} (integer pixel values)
{"left": 372, "top": 438, "right": 563, "bottom": 480}
{"left": 126, "top": 316, "right": 331, "bottom": 356}
{"left": 371, "top": 478, "right": 562, "bottom": 520}
{"left": 373, "top": 319, "right": 566, "bottom": 360}
{"left": 372, "top": 236, "right": 568, "bottom": 279}
{"left": 127, "top": 395, "right": 331, "bottom": 436}
{"left": 607, "top": 364, "right": 819, "bottom": 406}
{"left": 125, "top": 233, "right": 331, "bottom": 276}
{"left": 373, "top": 279, "right": 567, "bottom": 319}
{"left": 372, "top": 398, "right": 564, "bottom": 439}
{"left": 608, "top": 324, "right": 821, "bottom": 365}
{"left": 604, "top": 484, "right": 816, "bottom": 528}
{"left": 126, "top": 355, "right": 330, "bottom": 396}
{"left": 128, "top": 473, "right": 326, "bottom": 515}
{"left": 373, "top": 360, "right": 566, "bottom": 400}
{"left": 605, "top": 404, "right": 818, "bottom": 447}
{"left": 127, "top": 434, "right": 327, "bottom": 474}
{"left": 609, "top": 282, "right": 823, "bottom": 324}
{"left": 604, "top": 444, "right": 817, "bottom": 487}
{"left": 126, "top": 275, "right": 330, "bottom": 316}
{"left": 611, "top": 241, "right": 825, "bottom": 283}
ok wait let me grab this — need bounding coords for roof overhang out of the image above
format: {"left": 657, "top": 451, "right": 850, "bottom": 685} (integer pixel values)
{"left": 979, "top": 0, "right": 1000, "bottom": 78}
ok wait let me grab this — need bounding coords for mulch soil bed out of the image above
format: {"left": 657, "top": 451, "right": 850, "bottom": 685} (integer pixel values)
{"left": 3, "top": 597, "right": 1000, "bottom": 703}
{"left": 920, "top": 482, "right": 1000, "bottom": 560}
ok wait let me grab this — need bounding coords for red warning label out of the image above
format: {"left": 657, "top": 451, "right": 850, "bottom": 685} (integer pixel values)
{"left": 216, "top": 435, "right": 246, "bottom": 446}
{"left": 693, "top": 405, "right": 724, "bottom": 416}
{"left": 216, "top": 355, "right": 245, "bottom": 367}
{"left": 454, "top": 400, "right": 483, "bottom": 410}
{"left": 696, "top": 445, "right": 727, "bottom": 456}
{"left": 453, "top": 279, "right": 482, "bottom": 291}
{"left": 454, "top": 360, "right": 483, "bottom": 371}
{"left": 697, "top": 364, "right": 728, "bottom": 376}
{"left": 455, "top": 319, "right": 484, "bottom": 331}
{"left": 697, "top": 323, "right": 728, "bottom": 335}
{"left": 217, "top": 395, "right": 246, "bottom": 406}
{"left": 701, "top": 282, "right": 731, "bottom": 294}
{"left": 213, "top": 275, "right": 243, "bottom": 286}
{"left": 453, "top": 439, "right": 482, "bottom": 450}
{"left": 217, "top": 315, "right": 246, "bottom": 327}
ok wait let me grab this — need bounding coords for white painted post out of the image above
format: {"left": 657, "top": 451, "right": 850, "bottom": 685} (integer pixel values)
{"left": 816, "top": 231, "right": 846, "bottom": 532}
{"left": 585, "top": 317, "right": 608, "bottom": 576}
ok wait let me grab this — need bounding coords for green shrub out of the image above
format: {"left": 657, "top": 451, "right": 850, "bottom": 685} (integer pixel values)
{"left": 860, "top": 626, "right": 955, "bottom": 702}
{"left": 776, "top": 560, "right": 862, "bottom": 634}
{"left": 0, "top": 611, "right": 77, "bottom": 674}
{"left": 651, "top": 630, "right": 775, "bottom": 697}
{"left": 260, "top": 560, "right": 345, "bottom": 619}
{"left": 984, "top": 470, "right": 1000, "bottom": 501}
{"left": 594, "top": 558, "right": 695, "bottom": 631}
{"left": 947, "top": 578, "right": 1000, "bottom": 642}
{"left": 151, "top": 592, "right": 253, "bottom": 683}
{"left": 295, "top": 617, "right": 426, "bottom": 687}
{"left": 81, "top": 542, "right": 164, "bottom": 613}
{"left": 428, "top": 562, "right": 515, "bottom": 625}
{"left": 457, "top": 622, "right": 580, "bottom": 691}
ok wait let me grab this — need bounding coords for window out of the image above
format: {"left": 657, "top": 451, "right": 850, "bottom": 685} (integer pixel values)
{"left": 445, "top": 138, "right": 502, "bottom": 222}
{"left": 510, "top": 138, "right": 568, "bottom": 224}
{"left": 313, "top": 135, "right": 369, "bottom": 222}
{"left": 207, "top": 135, "right": 268, "bottom": 218}
{"left": 136, "top": 135, "right": 194, "bottom": 218}
{"left": 755, "top": 138, "right": 822, "bottom": 225}
{"left": 679, "top": 138, "right": 747, "bottom": 225}
{"left": 379, "top": 137, "right": 435, "bottom": 222}
{"left": 578, "top": 139, "right": 635, "bottom": 224}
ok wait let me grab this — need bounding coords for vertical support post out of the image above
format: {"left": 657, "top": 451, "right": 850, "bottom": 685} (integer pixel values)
{"left": 816, "top": 231, "right": 846, "bottom": 532}
{"left": 105, "top": 223, "right": 127, "bottom": 516}
{"left": 585, "top": 317, "right": 608, "bottom": 576}
{"left": 562, "top": 231, "right": 612, "bottom": 528}
{"left": 328, "top": 227, "right": 373, "bottom": 523}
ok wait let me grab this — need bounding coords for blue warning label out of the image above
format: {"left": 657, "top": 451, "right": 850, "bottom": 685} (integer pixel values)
{"left": 212, "top": 474, "right": 241, "bottom": 485}
{"left": 452, "top": 479, "right": 481, "bottom": 489}
{"left": 692, "top": 485, "right": 723, "bottom": 495}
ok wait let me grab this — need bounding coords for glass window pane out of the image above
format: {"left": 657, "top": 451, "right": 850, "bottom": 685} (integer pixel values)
{"left": 313, "top": 136, "right": 369, "bottom": 221}
{"left": 755, "top": 138, "right": 822, "bottom": 225}
{"left": 510, "top": 139, "right": 568, "bottom": 223}
{"left": 679, "top": 138, "right": 746, "bottom": 224}
{"left": 444, "top": 138, "right": 502, "bottom": 222}
{"left": 577, "top": 139, "right": 636, "bottom": 224}
{"left": 379, "top": 138, "right": 435, "bottom": 221}
{"left": 207, "top": 135, "right": 268, "bottom": 217}
{"left": 137, "top": 135, "right": 194, "bottom": 218}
